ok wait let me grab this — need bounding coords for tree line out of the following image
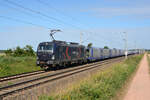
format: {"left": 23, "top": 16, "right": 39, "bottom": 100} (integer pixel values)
{"left": 5, "top": 45, "right": 35, "bottom": 57}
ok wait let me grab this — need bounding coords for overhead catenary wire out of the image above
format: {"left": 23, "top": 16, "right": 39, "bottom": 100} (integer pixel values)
{"left": 4, "top": 0, "right": 84, "bottom": 31}
{"left": 2, "top": 0, "right": 107, "bottom": 45}
{"left": 5, "top": 0, "right": 96, "bottom": 43}
{"left": 0, "top": 15, "right": 123, "bottom": 49}
{"left": 35, "top": 0, "right": 97, "bottom": 44}
{"left": 35, "top": 0, "right": 90, "bottom": 28}
{"left": 0, "top": 15, "right": 50, "bottom": 29}
{"left": 1, "top": 3, "right": 61, "bottom": 28}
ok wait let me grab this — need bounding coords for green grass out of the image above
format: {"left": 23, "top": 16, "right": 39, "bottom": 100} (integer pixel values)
{"left": 147, "top": 54, "right": 150, "bottom": 72}
{"left": 39, "top": 55, "right": 143, "bottom": 100}
{"left": 0, "top": 56, "right": 41, "bottom": 77}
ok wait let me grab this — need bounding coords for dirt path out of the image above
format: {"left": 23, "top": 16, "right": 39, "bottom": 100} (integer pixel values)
{"left": 123, "top": 54, "right": 150, "bottom": 100}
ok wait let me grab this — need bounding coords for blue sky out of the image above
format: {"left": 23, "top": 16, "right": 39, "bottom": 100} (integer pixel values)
{"left": 0, "top": 0, "right": 150, "bottom": 50}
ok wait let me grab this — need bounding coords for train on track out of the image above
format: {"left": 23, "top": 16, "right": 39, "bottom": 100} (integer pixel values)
{"left": 36, "top": 40, "right": 139, "bottom": 69}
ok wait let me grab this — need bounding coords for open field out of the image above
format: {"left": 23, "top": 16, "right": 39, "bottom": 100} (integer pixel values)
{"left": 39, "top": 55, "right": 143, "bottom": 100}
{"left": 0, "top": 56, "right": 41, "bottom": 77}
{"left": 0, "top": 53, "right": 5, "bottom": 56}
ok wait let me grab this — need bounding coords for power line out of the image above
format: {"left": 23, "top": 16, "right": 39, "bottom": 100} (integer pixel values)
{"left": 35, "top": 0, "right": 96, "bottom": 44}
{"left": 35, "top": 0, "right": 89, "bottom": 28}
{"left": 4, "top": 0, "right": 83, "bottom": 30}
{"left": 0, "top": 15, "right": 50, "bottom": 29}
{"left": 1, "top": 3, "right": 60, "bottom": 28}
{"left": 3, "top": 0, "right": 97, "bottom": 44}
{"left": 39, "top": 0, "right": 98, "bottom": 42}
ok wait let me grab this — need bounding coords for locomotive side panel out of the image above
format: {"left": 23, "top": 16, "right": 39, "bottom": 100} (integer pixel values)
{"left": 55, "top": 44, "right": 86, "bottom": 65}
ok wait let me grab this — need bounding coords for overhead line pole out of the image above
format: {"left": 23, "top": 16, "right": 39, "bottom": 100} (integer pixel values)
{"left": 123, "top": 32, "right": 128, "bottom": 59}
{"left": 135, "top": 41, "right": 137, "bottom": 52}
{"left": 80, "top": 32, "right": 83, "bottom": 45}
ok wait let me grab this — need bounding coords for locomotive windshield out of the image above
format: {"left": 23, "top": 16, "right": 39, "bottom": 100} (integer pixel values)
{"left": 38, "top": 44, "right": 53, "bottom": 52}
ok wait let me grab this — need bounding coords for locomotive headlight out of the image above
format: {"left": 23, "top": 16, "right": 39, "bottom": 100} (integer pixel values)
{"left": 52, "top": 55, "right": 55, "bottom": 60}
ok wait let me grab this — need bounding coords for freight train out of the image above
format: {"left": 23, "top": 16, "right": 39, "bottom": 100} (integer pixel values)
{"left": 36, "top": 40, "right": 139, "bottom": 69}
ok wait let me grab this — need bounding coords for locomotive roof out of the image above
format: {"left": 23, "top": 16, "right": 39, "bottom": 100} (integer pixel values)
{"left": 39, "top": 41, "right": 84, "bottom": 47}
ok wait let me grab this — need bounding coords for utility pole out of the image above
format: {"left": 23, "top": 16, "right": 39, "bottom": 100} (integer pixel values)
{"left": 80, "top": 32, "right": 83, "bottom": 45}
{"left": 134, "top": 41, "right": 137, "bottom": 53}
{"left": 123, "top": 32, "right": 128, "bottom": 59}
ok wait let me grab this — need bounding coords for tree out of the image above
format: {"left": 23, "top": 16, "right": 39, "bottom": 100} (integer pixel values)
{"left": 5, "top": 45, "right": 35, "bottom": 57}
{"left": 88, "top": 43, "right": 93, "bottom": 48}
{"left": 5, "top": 49, "right": 13, "bottom": 56}
{"left": 24, "top": 45, "right": 35, "bottom": 56}
{"left": 104, "top": 46, "right": 109, "bottom": 49}
{"left": 13, "top": 46, "right": 25, "bottom": 56}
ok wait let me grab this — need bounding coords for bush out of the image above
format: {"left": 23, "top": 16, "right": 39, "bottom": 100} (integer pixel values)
{"left": 5, "top": 49, "right": 13, "bottom": 56}
{"left": 24, "top": 45, "right": 35, "bottom": 56}
{"left": 13, "top": 46, "right": 25, "bottom": 56}
{"left": 5, "top": 45, "right": 35, "bottom": 57}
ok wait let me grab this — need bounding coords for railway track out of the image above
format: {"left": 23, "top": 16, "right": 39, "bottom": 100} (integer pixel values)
{"left": 0, "top": 57, "right": 124, "bottom": 99}
{"left": 0, "top": 70, "right": 45, "bottom": 82}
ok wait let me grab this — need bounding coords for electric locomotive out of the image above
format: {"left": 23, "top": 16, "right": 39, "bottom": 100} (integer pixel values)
{"left": 36, "top": 40, "right": 86, "bottom": 69}
{"left": 36, "top": 40, "right": 139, "bottom": 70}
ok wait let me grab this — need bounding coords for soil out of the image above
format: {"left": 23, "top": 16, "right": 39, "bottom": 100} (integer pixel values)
{"left": 123, "top": 54, "right": 150, "bottom": 100}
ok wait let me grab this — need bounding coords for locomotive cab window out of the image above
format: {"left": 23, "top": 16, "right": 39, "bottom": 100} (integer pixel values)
{"left": 38, "top": 44, "right": 53, "bottom": 52}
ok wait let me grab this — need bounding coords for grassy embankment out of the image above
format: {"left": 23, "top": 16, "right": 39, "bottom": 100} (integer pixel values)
{"left": 40, "top": 55, "right": 143, "bottom": 100}
{"left": 0, "top": 56, "right": 41, "bottom": 77}
{"left": 146, "top": 53, "right": 150, "bottom": 72}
